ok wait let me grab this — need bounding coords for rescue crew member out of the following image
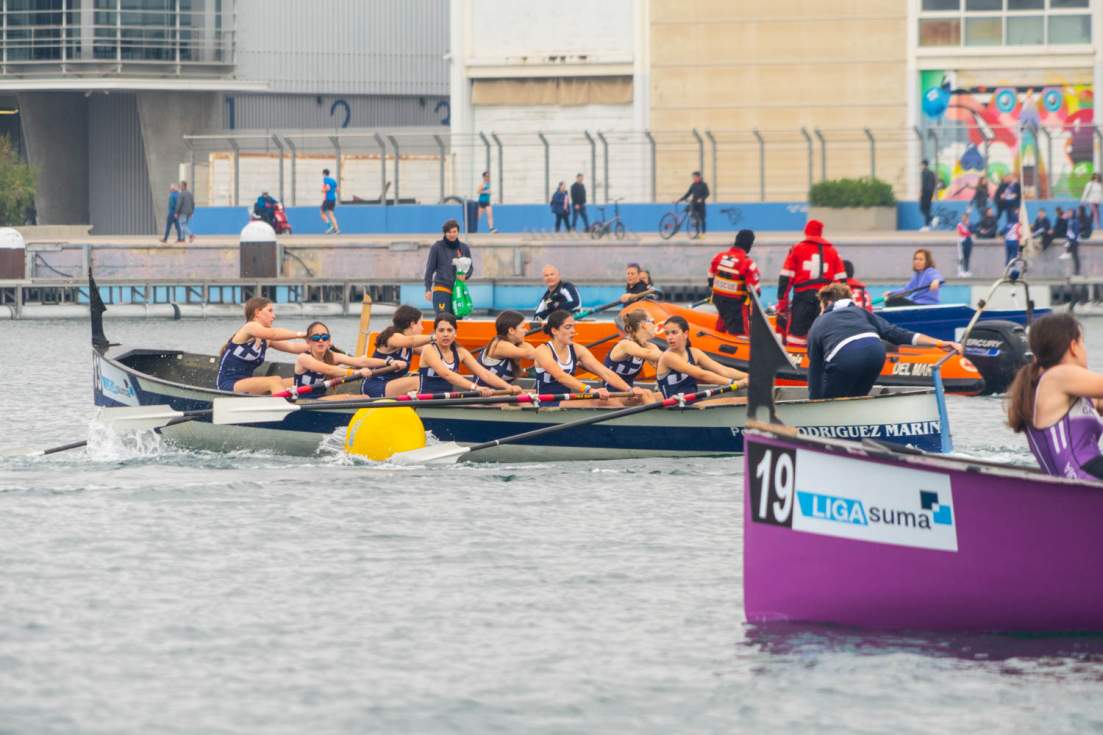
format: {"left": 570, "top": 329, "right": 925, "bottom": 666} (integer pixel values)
{"left": 424, "top": 219, "right": 473, "bottom": 317}
{"left": 534, "top": 309, "right": 643, "bottom": 405}
{"left": 775, "top": 219, "right": 847, "bottom": 349}
{"left": 618, "top": 262, "right": 653, "bottom": 303}
{"left": 1007, "top": 313, "right": 1103, "bottom": 480}
{"left": 885, "top": 249, "right": 942, "bottom": 306}
{"left": 806, "top": 283, "right": 960, "bottom": 400}
{"left": 656, "top": 316, "right": 746, "bottom": 400}
{"left": 418, "top": 313, "right": 520, "bottom": 395}
{"left": 476, "top": 310, "right": 537, "bottom": 387}
{"left": 362, "top": 305, "right": 425, "bottom": 398}
{"left": 534, "top": 264, "right": 581, "bottom": 321}
{"left": 707, "top": 228, "right": 761, "bottom": 335}
{"left": 603, "top": 309, "right": 663, "bottom": 389}
{"left": 216, "top": 296, "right": 307, "bottom": 394}
{"left": 843, "top": 260, "right": 873, "bottom": 312}
{"left": 293, "top": 320, "right": 395, "bottom": 397}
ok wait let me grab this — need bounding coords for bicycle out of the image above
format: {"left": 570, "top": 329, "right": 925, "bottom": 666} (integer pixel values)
{"left": 658, "top": 202, "right": 703, "bottom": 240}
{"left": 589, "top": 199, "right": 627, "bottom": 240}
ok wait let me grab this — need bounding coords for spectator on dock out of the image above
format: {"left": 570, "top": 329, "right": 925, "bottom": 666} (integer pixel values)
{"left": 477, "top": 171, "right": 498, "bottom": 233}
{"left": 1003, "top": 219, "right": 1022, "bottom": 265}
{"left": 254, "top": 191, "right": 277, "bottom": 229}
{"left": 534, "top": 264, "right": 581, "bottom": 321}
{"left": 999, "top": 174, "right": 1021, "bottom": 225}
{"left": 570, "top": 173, "right": 589, "bottom": 233}
{"left": 177, "top": 181, "right": 195, "bottom": 243}
{"left": 677, "top": 171, "right": 710, "bottom": 237}
{"left": 1060, "top": 209, "right": 1082, "bottom": 274}
{"left": 969, "top": 175, "right": 990, "bottom": 216}
{"left": 320, "top": 168, "right": 339, "bottom": 235}
{"left": 1033, "top": 208, "right": 1053, "bottom": 251}
{"left": 975, "top": 207, "right": 998, "bottom": 239}
{"left": 424, "top": 219, "right": 473, "bottom": 318}
{"left": 1053, "top": 206, "right": 1068, "bottom": 242}
{"left": 919, "top": 159, "right": 937, "bottom": 230}
{"left": 1080, "top": 173, "right": 1103, "bottom": 228}
{"left": 550, "top": 181, "right": 571, "bottom": 233}
{"left": 1078, "top": 205, "right": 1094, "bottom": 240}
{"left": 161, "top": 183, "right": 181, "bottom": 243}
{"left": 956, "top": 212, "right": 973, "bottom": 277}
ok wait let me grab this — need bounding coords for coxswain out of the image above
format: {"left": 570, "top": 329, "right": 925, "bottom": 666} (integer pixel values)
{"left": 534, "top": 264, "right": 581, "bottom": 321}
{"left": 843, "top": 260, "right": 873, "bottom": 312}
{"left": 362, "top": 305, "right": 430, "bottom": 398}
{"left": 476, "top": 310, "right": 536, "bottom": 387}
{"left": 806, "top": 283, "right": 960, "bottom": 400}
{"left": 707, "top": 228, "right": 761, "bottom": 335}
{"left": 423, "top": 219, "right": 473, "bottom": 317}
{"left": 656, "top": 315, "right": 747, "bottom": 400}
{"left": 1007, "top": 313, "right": 1103, "bottom": 480}
{"left": 216, "top": 296, "right": 307, "bottom": 394}
{"left": 293, "top": 320, "right": 398, "bottom": 397}
{"left": 534, "top": 309, "right": 643, "bottom": 405}
{"left": 603, "top": 309, "right": 662, "bottom": 392}
{"left": 885, "top": 249, "right": 943, "bottom": 306}
{"left": 618, "top": 262, "right": 653, "bottom": 303}
{"left": 419, "top": 313, "right": 522, "bottom": 395}
{"left": 775, "top": 219, "right": 847, "bottom": 349}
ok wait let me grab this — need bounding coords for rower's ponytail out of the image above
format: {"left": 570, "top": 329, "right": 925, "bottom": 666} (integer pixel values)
{"left": 1007, "top": 313, "right": 1082, "bottom": 433}
{"left": 376, "top": 304, "right": 423, "bottom": 350}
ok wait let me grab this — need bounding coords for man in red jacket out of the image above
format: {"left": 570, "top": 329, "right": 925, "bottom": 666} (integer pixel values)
{"left": 844, "top": 260, "right": 873, "bottom": 312}
{"left": 775, "top": 219, "right": 847, "bottom": 348}
{"left": 707, "top": 228, "right": 761, "bottom": 335}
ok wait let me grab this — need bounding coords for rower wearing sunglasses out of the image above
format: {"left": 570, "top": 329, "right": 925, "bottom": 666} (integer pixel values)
{"left": 294, "top": 321, "right": 402, "bottom": 398}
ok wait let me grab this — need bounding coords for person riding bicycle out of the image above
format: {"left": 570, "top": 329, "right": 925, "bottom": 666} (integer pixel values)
{"left": 775, "top": 220, "right": 847, "bottom": 349}
{"left": 707, "top": 229, "right": 760, "bottom": 335}
{"left": 677, "top": 171, "right": 710, "bottom": 238}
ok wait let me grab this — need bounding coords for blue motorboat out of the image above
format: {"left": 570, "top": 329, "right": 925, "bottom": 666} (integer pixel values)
{"left": 875, "top": 303, "right": 1049, "bottom": 341}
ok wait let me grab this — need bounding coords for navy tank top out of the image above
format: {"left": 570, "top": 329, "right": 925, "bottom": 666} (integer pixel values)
{"left": 658, "top": 348, "right": 698, "bottom": 398}
{"left": 294, "top": 367, "right": 327, "bottom": 391}
{"left": 477, "top": 338, "right": 516, "bottom": 386}
{"left": 419, "top": 344, "right": 459, "bottom": 394}
{"left": 535, "top": 342, "right": 577, "bottom": 396}
{"left": 217, "top": 337, "right": 268, "bottom": 392}
{"left": 603, "top": 341, "right": 645, "bottom": 387}
{"left": 361, "top": 340, "right": 412, "bottom": 397}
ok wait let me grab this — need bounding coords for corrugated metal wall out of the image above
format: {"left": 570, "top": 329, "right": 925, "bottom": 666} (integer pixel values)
{"left": 234, "top": 0, "right": 449, "bottom": 96}
{"left": 89, "top": 94, "right": 156, "bottom": 235}
{"left": 229, "top": 93, "right": 450, "bottom": 130}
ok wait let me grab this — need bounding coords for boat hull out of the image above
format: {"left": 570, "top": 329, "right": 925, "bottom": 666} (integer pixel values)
{"left": 743, "top": 429, "right": 1103, "bottom": 632}
{"left": 93, "top": 348, "right": 947, "bottom": 460}
{"left": 876, "top": 303, "right": 1049, "bottom": 341}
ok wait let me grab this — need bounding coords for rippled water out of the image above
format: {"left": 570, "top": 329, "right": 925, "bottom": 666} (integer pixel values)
{"left": 2, "top": 316, "right": 1103, "bottom": 733}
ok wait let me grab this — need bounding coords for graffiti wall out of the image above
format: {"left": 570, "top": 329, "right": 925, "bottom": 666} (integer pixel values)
{"left": 919, "top": 69, "right": 1094, "bottom": 201}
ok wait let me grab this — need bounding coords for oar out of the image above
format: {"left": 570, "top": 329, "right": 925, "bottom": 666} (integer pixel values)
{"left": 690, "top": 297, "right": 711, "bottom": 308}
{"left": 390, "top": 381, "right": 745, "bottom": 465}
{"left": 212, "top": 391, "right": 633, "bottom": 425}
{"left": 873, "top": 281, "right": 948, "bottom": 307}
{"left": 272, "top": 371, "right": 370, "bottom": 399}
{"left": 522, "top": 290, "right": 656, "bottom": 336}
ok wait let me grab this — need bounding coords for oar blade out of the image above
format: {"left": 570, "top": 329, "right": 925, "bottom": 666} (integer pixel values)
{"left": 213, "top": 396, "right": 299, "bottom": 425}
{"left": 99, "top": 404, "right": 186, "bottom": 431}
{"left": 0, "top": 447, "right": 44, "bottom": 458}
{"left": 389, "top": 441, "right": 470, "bottom": 465}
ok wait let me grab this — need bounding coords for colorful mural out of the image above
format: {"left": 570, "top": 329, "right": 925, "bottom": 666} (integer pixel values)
{"left": 919, "top": 70, "right": 1094, "bottom": 201}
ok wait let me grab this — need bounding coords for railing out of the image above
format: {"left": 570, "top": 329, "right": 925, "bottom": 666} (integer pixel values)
{"left": 183, "top": 124, "right": 1099, "bottom": 208}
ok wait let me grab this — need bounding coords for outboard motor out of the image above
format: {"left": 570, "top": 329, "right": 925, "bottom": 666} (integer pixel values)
{"left": 964, "top": 320, "right": 1031, "bottom": 395}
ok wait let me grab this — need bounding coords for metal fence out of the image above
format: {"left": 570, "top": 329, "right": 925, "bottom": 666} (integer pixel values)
{"left": 183, "top": 124, "right": 1100, "bottom": 207}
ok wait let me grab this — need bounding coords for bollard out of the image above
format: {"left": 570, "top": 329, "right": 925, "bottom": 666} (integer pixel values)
{"left": 239, "top": 220, "right": 279, "bottom": 279}
{"left": 0, "top": 228, "right": 26, "bottom": 280}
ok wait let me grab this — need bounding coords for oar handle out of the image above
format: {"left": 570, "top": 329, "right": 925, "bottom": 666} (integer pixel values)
{"left": 523, "top": 290, "right": 656, "bottom": 337}
{"left": 875, "top": 281, "right": 948, "bottom": 306}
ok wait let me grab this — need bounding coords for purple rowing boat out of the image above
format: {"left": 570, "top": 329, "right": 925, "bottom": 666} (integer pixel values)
{"left": 742, "top": 426, "right": 1103, "bottom": 632}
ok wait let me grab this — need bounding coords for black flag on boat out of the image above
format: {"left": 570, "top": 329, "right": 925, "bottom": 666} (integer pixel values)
{"left": 746, "top": 288, "right": 792, "bottom": 425}
{"left": 89, "top": 270, "right": 109, "bottom": 351}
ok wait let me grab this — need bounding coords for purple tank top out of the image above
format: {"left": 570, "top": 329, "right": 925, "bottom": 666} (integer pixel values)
{"left": 1025, "top": 390, "right": 1103, "bottom": 480}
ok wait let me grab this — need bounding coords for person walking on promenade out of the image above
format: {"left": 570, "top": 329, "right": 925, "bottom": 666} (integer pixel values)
{"left": 477, "top": 171, "right": 498, "bottom": 233}
{"left": 550, "top": 181, "right": 571, "bottom": 233}
{"left": 176, "top": 181, "right": 195, "bottom": 243}
{"left": 775, "top": 219, "right": 847, "bottom": 349}
{"left": 320, "top": 168, "right": 340, "bottom": 234}
{"left": 161, "top": 183, "right": 181, "bottom": 243}
{"left": 424, "top": 219, "right": 473, "bottom": 318}
{"left": 919, "top": 159, "right": 937, "bottom": 230}
{"left": 570, "top": 173, "right": 589, "bottom": 233}
{"left": 1081, "top": 173, "right": 1103, "bottom": 228}
{"left": 677, "top": 171, "right": 710, "bottom": 237}
{"left": 534, "top": 264, "right": 581, "bottom": 321}
{"left": 706, "top": 228, "right": 760, "bottom": 335}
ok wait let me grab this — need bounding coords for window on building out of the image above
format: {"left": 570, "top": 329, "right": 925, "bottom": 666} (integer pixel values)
{"left": 1007, "top": 14, "right": 1045, "bottom": 42}
{"left": 1050, "top": 0, "right": 1089, "bottom": 7}
{"left": 920, "top": 18, "right": 963, "bottom": 45}
{"left": 1049, "top": 13, "right": 1092, "bottom": 42}
{"left": 919, "top": 0, "right": 1093, "bottom": 46}
{"left": 922, "top": 0, "right": 961, "bottom": 9}
{"left": 1008, "top": 0, "right": 1044, "bottom": 8}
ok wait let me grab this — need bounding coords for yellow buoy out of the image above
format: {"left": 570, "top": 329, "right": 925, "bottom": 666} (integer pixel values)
{"left": 345, "top": 405, "right": 426, "bottom": 461}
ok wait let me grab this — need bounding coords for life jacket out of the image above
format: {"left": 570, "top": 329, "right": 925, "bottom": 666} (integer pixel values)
{"left": 708, "top": 247, "right": 759, "bottom": 299}
{"left": 780, "top": 238, "right": 847, "bottom": 295}
{"left": 847, "top": 278, "right": 873, "bottom": 312}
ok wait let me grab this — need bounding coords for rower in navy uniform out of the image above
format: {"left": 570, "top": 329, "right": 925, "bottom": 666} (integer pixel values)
{"left": 476, "top": 310, "right": 537, "bottom": 387}
{"left": 216, "top": 296, "right": 308, "bottom": 394}
{"left": 806, "top": 282, "right": 960, "bottom": 400}
{"left": 418, "top": 313, "right": 522, "bottom": 396}
{"left": 533, "top": 309, "right": 643, "bottom": 406}
{"left": 656, "top": 315, "right": 746, "bottom": 401}
{"left": 534, "top": 264, "right": 581, "bottom": 321}
{"left": 293, "top": 320, "right": 398, "bottom": 398}
{"left": 362, "top": 305, "right": 430, "bottom": 398}
{"left": 603, "top": 309, "right": 662, "bottom": 398}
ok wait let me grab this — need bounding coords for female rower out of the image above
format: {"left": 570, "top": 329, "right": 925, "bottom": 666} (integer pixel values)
{"left": 604, "top": 309, "right": 662, "bottom": 393}
{"left": 807, "top": 283, "right": 960, "bottom": 400}
{"left": 363, "top": 305, "right": 426, "bottom": 397}
{"left": 1008, "top": 313, "right": 1103, "bottom": 480}
{"left": 534, "top": 309, "right": 643, "bottom": 405}
{"left": 476, "top": 310, "right": 536, "bottom": 388}
{"left": 419, "top": 313, "right": 522, "bottom": 396}
{"left": 293, "top": 321, "right": 397, "bottom": 397}
{"left": 216, "top": 296, "right": 308, "bottom": 394}
{"left": 656, "top": 315, "right": 747, "bottom": 400}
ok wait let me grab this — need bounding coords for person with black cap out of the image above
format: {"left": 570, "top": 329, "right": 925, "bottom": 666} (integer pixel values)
{"left": 776, "top": 219, "right": 847, "bottom": 349}
{"left": 706, "top": 228, "right": 761, "bottom": 335}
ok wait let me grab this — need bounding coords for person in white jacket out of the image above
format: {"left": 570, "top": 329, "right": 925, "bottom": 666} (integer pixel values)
{"left": 1080, "top": 173, "right": 1103, "bottom": 228}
